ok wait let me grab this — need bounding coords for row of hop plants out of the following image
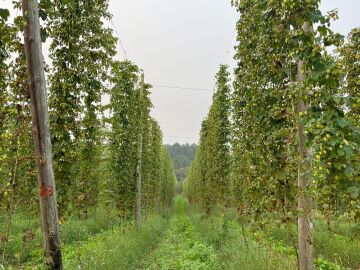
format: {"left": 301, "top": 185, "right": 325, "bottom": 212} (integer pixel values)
{"left": 184, "top": 1, "right": 359, "bottom": 269}
{"left": 0, "top": 0, "right": 177, "bottom": 266}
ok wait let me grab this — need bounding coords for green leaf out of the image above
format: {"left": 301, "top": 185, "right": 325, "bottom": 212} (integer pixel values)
{"left": 343, "top": 145, "right": 353, "bottom": 156}
{"left": 347, "top": 186, "right": 359, "bottom": 199}
{"left": 307, "top": 10, "right": 322, "bottom": 23}
{"left": 38, "top": 9, "right": 47, "bottom": 21}
{"left": 317, "top": 26, "right": 328, "bottom": 36}
{"left": 0, "top": 8, "right": 10, "bottom": 21}
{"left": 336, "top": 118, "right": 348, "bottom": 129}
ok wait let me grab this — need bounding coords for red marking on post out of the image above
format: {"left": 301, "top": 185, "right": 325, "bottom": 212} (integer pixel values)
{"left": 40, "top": 183, "right": 47, "bottom": 197}
{"left": 39, "top": 183, "right": 54, "bottom": 197}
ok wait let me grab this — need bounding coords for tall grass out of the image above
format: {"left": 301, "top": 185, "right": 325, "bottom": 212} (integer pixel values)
{"left": 139, "top": 196, "right": 220, "bottom": 270}
{"left": 62, "top": 214, "right": 169, "bottom": 270}
{"left": 186, "top": 202, "right": 360, "bottom": 270}
{"left": 1, "top": 205, "right": 172, "bottom": 269}
{"left": 0, "top": 206, "right": 120, "bottom": 267}
{"left": 264, "top": 219, "right": 360, "bottom": 269}
{"left": 189, "top": 209, "right": 297, "bottom": 270}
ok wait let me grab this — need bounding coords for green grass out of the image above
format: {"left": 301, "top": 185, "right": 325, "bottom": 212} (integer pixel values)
{"left": 3, "top": 197, "right": 358, "bottom": 270}
{"left": 264, "top": 219, "right": 360, "bottom": 269}
{"left": 1, "top": 206, "right": 171, "bottom": 269}
{"left": 0, "top": 210, "right": 41, "bottom": 267}
{"left": 0, "top": 205, "right": 121, "bottom": 267}
{"left": 139, "top": 197, "right": 220, "bottom": 270}
{"left": 189, "top": 209, "right": 297, "bottom": 270}
{"left": 187, "top": 204, "right": 359, "bottom": 270}
{"left": 61, "top": 214, "right": 169, "bottom": 270}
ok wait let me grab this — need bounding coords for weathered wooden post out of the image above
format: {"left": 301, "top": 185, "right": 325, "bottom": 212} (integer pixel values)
{"left": 22, "top": 0, "right": 63, "bottom": 268}
{"left": 297, "top": 21, "right": 313, "bottom": 270}
{"left": 135, "top": 73, "right": 145, "bottom": 231}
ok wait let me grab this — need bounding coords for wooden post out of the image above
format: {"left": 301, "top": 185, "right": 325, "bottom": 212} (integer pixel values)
{"left": 297, "top": 21, "right": 313, "bottom": 270}
{"left": 22, "top": 0, "right": 62, "bottom": 269}
{"left": 135, "top": 73, "right": 145, "bottom": 230}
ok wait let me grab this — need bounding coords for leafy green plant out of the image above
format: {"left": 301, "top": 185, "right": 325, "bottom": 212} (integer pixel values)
{"left": 315, "top": 258, "right": 343, "bottom": 270}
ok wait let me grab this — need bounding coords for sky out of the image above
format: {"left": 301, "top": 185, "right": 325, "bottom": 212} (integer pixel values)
{"left": 1, "top": 0, "right": 359, "bottom": 144}
{"left": 108, "top": 0, "right": 238, "bottom": 144}
{"left": 108, "top": 0, "right": 360, "bottom": 144}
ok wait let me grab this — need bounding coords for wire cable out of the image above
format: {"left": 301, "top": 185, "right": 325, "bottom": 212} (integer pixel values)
{"left": 152, "top": 85, "right": 213, "bottom": 92}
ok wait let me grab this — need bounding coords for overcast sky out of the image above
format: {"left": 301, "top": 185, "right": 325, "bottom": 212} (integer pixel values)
{"left": 108, "top": 0, "right": 359, "bottom": 144}
{"left": 2, "top": 0, "right": 359, "bottom": 144}
{"left": 108, "top": 0, "right": 237, "bottom": 144}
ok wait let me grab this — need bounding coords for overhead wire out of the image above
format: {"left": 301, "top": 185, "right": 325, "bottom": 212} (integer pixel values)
{"left": 108, "top": 16, "right": 234, "bottom": 95}
{"left": 108, "top": 15, "right": 236, "bottom": 97}
{"left": 152, "top": 85, "right": 213, "bottom": 92}
{"left": 107, "top": 10, "right": 238, "bottom": 142}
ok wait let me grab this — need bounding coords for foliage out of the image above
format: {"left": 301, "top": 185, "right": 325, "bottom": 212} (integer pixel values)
{"left": 141, "top": 118, "right": 162, "bottom": 211}
{"left": 0, "top": 205, "right": 119, "bottom": 267}
{"left": 230, "top": 0, "right": 299, "bottom": 221}
{"left": 227, "top": 0, "right": 360, "bottom": 221}
{"left": 159, "top": 146, "right": 177, "bottom": 208}
{"left": 141, "top": 196, "right": 221, "bottom": 270}
{"left": 167, "top": 143, "right": 198, "bottom": 169}
{"left": 189, "top": 204, "right": 359, "bottom": 270}
{"left": 185, "top": 2, "right": 359, "bottom": 269}
{"left": 185, "top": 65, "right": 231, "bottom": 212}
{"left": 0, "top": 4, "right": 37, "bottom": 262}
{"left": 1, "top": 2, "right": 177, "bottom": 267}
{"left": 1, "top": 1, "right": 359, "bottom": 269}
{"left": 108, "top": 60, "right": 142, "bottom": 218}
{"left": 49, "top": 0, "right": 117, "bottom": 214}
{"left": 109, "top": 61, "right": 176, "bottom": 218}
{"left": 166, "top": 143, "right": 197, "bottom": 181}
{"left": 263, "top": 218, "right": 360, "bottom": 269}
{"left": 340, "top": 27, "right": 360, "bottom": 127}
{"left": 189, "top": 204, "right": 297, "bottom": 270}
{"left": 61, "top": 214, "right": 169, "bottom": 270}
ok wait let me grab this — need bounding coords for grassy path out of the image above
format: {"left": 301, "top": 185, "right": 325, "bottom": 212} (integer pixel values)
{"left": 138, "top": 197, "right": 220, "bottom": 270}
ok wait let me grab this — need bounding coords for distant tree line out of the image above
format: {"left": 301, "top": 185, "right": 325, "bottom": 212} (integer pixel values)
{"left": 166, "top": 143, "right": 197, "bottom": 182}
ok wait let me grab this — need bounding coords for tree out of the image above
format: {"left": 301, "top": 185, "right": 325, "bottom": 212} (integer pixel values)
{"left": 142, "top": 119, "right": 163, "bottom": 211}
{"left": 166, "top": 143, "right": 197, "bottom": 182}
{"left": 206, "top": 65, "right": 231, "bottom": 207}
{"left": 185, "top": 65, "right": 232, "bottom": 212}
{"left": 340, "top": 28, "right": 360, "bottom": 127}
{"left": 49, "top": 0, "right": 117, "bottom": 214}
{"left": 109, "top": 61, "right": 176, "bottom": 225}
{"left": 159, "top": 146, "right": 177, "bottom": 208}
{"left": 109, "top": 60, "right": 141, "bottom": 220}
{"left": 230, "top": 1, "right": 358, "bottom": 269}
